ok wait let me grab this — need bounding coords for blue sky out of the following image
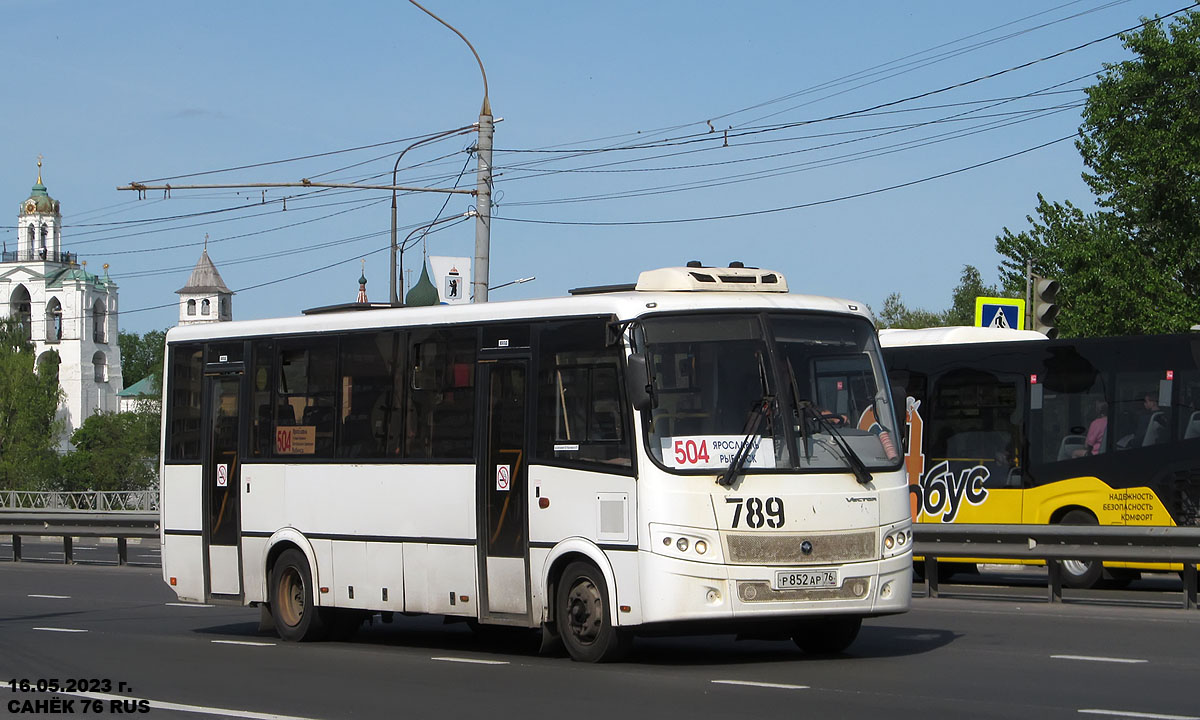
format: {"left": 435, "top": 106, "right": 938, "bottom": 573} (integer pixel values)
{"left": 1, "top": 0, "right": 1189, "bottom": 333}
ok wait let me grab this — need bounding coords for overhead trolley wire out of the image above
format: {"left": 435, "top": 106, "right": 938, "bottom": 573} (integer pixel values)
{"left": 492, "top": 134, "right": 1075, "bottom": 227}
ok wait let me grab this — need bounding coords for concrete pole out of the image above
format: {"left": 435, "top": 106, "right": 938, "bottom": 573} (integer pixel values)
{"left": 390, "top": 200, "right": 398, "bottom": 305}
{"left": 474, "top": 113, "right": 493, "bottom": 303}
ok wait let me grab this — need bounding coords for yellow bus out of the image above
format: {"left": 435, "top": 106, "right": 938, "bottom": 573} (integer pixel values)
{"left": 880, "top": 328, "right": 1200, "bottom": 588}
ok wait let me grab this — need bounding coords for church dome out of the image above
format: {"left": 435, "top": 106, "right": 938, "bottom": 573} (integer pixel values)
{"left": 405, "top": 259, "right": 441, "bottom": 307}
{"left": 21, "top": 167, "right": 60, "bottom": 215}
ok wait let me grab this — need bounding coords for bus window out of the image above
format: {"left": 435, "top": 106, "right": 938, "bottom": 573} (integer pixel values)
{"left": 338, "top": 332, "right": 403, "bottom": 459}
{"left": 1032, "top": 346, "right": 1107, "bottom": 463}
{"left": 277, "top": 339, "right": 336, "bottom": 457}
{"left": 406, "top": 327, "right": 476, "bottom": 460}
{"left": 535, "top": 319, "right": 631, "bottom": 468}
{"left": 1112, "top": 371, "right": 1171, "bottom": 450}
{"left": 167, "top": 344, "right": 203, "bottom": 461}
{"left": 1179, "top": 371, "right": 1200, "bottom": 441}
{"left": 928, "top": 368, "right": 1022, "bottom": 489}
{"left": 251, "top": 340, "right": 274, "bottom": 457}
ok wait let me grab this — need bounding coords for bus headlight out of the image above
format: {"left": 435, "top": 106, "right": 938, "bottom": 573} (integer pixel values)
{"left": 649, "top": 524, "right": 723, "bottom": 564}
{"left": 882, "top": 523, "right": 912, "bottom": 559}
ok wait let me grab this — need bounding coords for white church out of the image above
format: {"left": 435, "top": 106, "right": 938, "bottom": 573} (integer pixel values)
{"left": 2, "top": 162, "right": 234, "bottom": 449}
{"left": 1, "top": 163, "right": 123, "bottom": 448}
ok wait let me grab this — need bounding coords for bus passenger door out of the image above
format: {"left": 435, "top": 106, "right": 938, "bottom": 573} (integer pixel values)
{"left": 476, "top": 359, "right": 532, "bottom": 624}
{"left": 203, "top": 368, "right": 245, "bottom": 600}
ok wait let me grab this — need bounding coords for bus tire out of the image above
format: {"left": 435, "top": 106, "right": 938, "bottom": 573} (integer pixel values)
{"left": 793, "top": 616, "right": 862, "bottom": 654}
{"left": 270, "top": 549, "right": 329, "bottom": 642}
{"left": 556, "top": 561, "right": 631, "bottom": 663}
{"left": 1056, "top": 510, "right": 1102, "bottom": 589}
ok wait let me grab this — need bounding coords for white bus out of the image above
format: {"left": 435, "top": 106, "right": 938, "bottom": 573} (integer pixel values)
{"left": 159, "top": 263, "right": 912, "bottom": 662}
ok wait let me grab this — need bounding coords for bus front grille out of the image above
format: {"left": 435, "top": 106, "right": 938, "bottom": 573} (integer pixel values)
{"left": 725, "top": 531, "right": 877, "bottom": 565}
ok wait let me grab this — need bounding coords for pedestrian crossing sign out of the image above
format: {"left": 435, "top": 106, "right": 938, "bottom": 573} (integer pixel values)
{"left": 974, "top": 297, "right": 1026, "bottom": 330}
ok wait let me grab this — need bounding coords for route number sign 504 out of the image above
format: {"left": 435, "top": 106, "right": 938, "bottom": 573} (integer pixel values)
{"left": 673, "top": 439, "right": 710, "bottom": 465}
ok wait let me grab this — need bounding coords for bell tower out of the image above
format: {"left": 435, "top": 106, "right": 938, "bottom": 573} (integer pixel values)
{"left": 176, "top": 243, "right": 234, "bottom": 325}
{"left": 15, "top": 157, "right": 67, "bottom": 263}
{"left": 2, "top": 157, "right": 123, "bottom": 449}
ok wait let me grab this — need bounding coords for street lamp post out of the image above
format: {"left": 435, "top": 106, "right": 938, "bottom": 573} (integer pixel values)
{"left": 409, "top": 0, "right": 492, "bottom": 303}
{"left": 397, "top": 213, "right": 471, "bottom": 304}
{"left": 390, "top": 126, "right": 475, "bottom": 305}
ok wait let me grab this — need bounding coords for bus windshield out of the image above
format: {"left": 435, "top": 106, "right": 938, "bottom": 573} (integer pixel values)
{"left": 641, "top": 312, "right": 901, "bottom": 474}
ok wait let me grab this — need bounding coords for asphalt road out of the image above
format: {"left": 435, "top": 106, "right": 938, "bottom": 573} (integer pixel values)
{"left": 2, "top": 560, "right": 1198, "bottom": 720}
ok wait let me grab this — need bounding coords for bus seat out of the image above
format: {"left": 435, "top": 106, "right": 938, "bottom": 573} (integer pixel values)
{"left": 1184, "top": 411, "right": 1200, "bottom": 440}
{"left": 276, "top": 403, "right": 297, "bottom": 426}
{"left": 1057, "top": 434, "right": 1086, "bottom": 461}
{"left": 1143, "top": 411, "right": 1166, "bottom": 447}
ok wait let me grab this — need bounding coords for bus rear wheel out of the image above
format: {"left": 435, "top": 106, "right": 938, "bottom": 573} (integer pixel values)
{"left": 1055, "top": 510, "right": 1102, "bottom": 589}
{"left": 270, "top": 549, "right": 329, "bottom": 642}
{"left": 556, "top": 561, "right": 631, "bottom": 663}
{"left": 792, "top": 616, "right": 862, "bottom": 654}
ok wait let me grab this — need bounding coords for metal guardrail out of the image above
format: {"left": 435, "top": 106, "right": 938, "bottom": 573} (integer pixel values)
{"left": 914, "top": 524, "right": 1200, "bottom": 609}
{"left": 2, "top": 508, "right": 1198, "bottom": 608}
{"left": 0, "top": 490, "right": 158, "bottom": 512}
{"left": 0, "top": 510, "right": 159, "bottom": 565}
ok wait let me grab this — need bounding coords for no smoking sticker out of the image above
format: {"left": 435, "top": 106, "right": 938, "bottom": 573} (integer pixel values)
{"left": 495, "top": 465, "right": 511, "bottom": 492}
{"left": 216, "top": 463, "right": 228, "bottom": 488}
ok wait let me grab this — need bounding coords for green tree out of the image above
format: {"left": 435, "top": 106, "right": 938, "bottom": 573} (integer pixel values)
{"left": 877, "top": 265, "right": 1000, "bottom": 329}
{"left": 945, "top": 265, "right": 1000, "bottom": 326}
{"left": 996, "top": 10, "right": 1200, "bottom": 336}
{"left": 0, "top": 319, "right": 63, "bottom": 489}
{"left": 876, "top": 293, "right": 944, "bottom": 329}
{"left": 1078, "top": 9, "right": 1200, "bottom": 309}
{"left": 58, "top": 410, "right": 160, "bottom": 491}
{"left": 995, "top": 195, "right": 1183, "bottom": 337}
{"left": 119, "top": 329, "right": 167, "bottom": 390}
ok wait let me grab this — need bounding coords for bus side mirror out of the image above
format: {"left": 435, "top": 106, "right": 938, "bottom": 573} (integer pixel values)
{"left": 626, "top": 353, "right": 654, "bottom": 411}
{"left": 890, "top": 384, "right": 908, "bottom": 452}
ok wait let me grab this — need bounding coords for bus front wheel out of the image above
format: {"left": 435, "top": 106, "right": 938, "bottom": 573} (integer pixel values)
{"left": 793, "top": 616, "right": 862, "bottom": 654}
{"left": 555, "top": 561, "right": 631, "bottom": 663}
{"left": 1055, "top": 510, "right": 1102, "bottom": 589}
{"left": 270, "top": 549, "right": 329, "bottom": 642}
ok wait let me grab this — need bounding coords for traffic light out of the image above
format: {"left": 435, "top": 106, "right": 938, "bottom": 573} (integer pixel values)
{"left": 1031, "top": 275, "right": 1060, "bottom": 338}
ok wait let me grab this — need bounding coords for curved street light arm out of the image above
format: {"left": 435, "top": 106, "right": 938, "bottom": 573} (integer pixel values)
{"left": 408, "top": 0, "right": 490, "bottom": 115}
{"left": 390, "top": 124, "right": 476, "bottom": 304}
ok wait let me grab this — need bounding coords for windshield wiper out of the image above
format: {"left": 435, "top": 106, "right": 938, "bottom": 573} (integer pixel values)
{"left": 797, "top": 401, "right": 873, "bottom": 485}
{"left": 717, "top": 395, "right": 774, "bottom": 488}
{"left": 784, "top": 357, "right": 811, "bottom": 462}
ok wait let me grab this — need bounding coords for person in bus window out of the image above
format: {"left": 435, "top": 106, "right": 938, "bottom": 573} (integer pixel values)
{"left": 1132, "top": 392, "right": 1165, "bottom": 447}
{"left": 1087, "top": 400, "right": 1107, "bottom": 455}
{"left": 1078, "top": 400, "right": 1107, "bottom": 456}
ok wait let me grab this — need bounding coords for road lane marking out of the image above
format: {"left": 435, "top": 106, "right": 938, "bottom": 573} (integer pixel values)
{"left": 712, "top": 680, "right": 809, "bottom": 690}
{"left": 1053, "top": 654, "right": 1148, "bottom": 664}
{"left": 166, "top": 602, "right": 214, "bottom": 607}
{"left": 28, "top": 594, "right": 71, "bottom": 599}
{"left": 0, "top": 680, "right": 328, "bottom": 720}
{"left": 212, "top": 640, "right": 276, "bottom": 647}
{"left": 1080, "top": 710, "right": 1199, "bottom": 719}
{"left": 33, "top": 627, "right": 87, "bottom": 633}
{"left": 431, "top": 656, "right": 510, "bottom": 665}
